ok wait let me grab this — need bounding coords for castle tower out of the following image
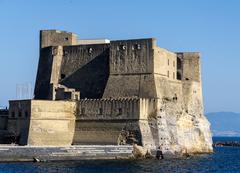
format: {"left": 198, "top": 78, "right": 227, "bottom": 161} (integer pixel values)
{"left": 34, "top": 30, "right": 77, "bottom": 99}
{"left": 40, "top": 30, "right": 77, "bottom": 49}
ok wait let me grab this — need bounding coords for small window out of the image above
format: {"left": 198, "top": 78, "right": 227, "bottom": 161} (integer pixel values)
{"left": 177, "top": 72, "right": 182, "bottom": 80}
{"left": 173, "top": 61, "right": 175, "bottom": 67}
{"left": 118, "top": 108, "right": 122, "bottom": 115}
{"left": 134, "top": 44, "right": 141, "bottom": 50}
{"left": 19, "top": 111, "right": 22, "bottom": 117}
{"left": 167, "top": 71, "right": 169, "bottom": 77}
{"left": 81, "top": 108, "right": 85, "bottom": 114}
{"left": 173, "top": 72, "right": 175, "bottom": 79}
{"left": 99, "top": 108, "right": 103, "bottom": 115}
{"left": 61, "top": 74, "right": 66, "bottom": 79}
{"left": 88, "top": 47, "right": 93, "bottom": 54}
{"left": 11, "top": 112, "right": 15, "bottom": 118}
{"left": 168, "top": 59, "right": 170, "bottom": 66}
{"left": 75, "top": 94, "right": 79, "bottom": 101}
{"left": 25, "top": 111, "right": 28, "bottom": 118}
{"left": 64, "top": 37, "right": 69, "bottom": 41}
{"left": 120, "top": 45, "right": 126, "bottom": 50}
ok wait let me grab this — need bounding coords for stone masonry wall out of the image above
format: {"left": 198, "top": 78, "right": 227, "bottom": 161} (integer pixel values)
{"left": 153, "top": 47, "right": 177, "bottom": 80}
{"left": 34, "top": 47, "right": 54, "bottom": 99}
{"left": 8, "top": 100, "right": 31, "bottom": 145}
{"left": 103, "top": 38, "right": 156, "bottom": 98}
{"left": 73, "top": 98, "right": 142, "bottom": 145}
{"left": 60, "top": 44, "right": 109, "bottom": 99}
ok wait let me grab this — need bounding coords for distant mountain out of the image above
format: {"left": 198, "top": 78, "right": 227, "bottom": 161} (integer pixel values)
{"left": 206, "top": 112, "right": 240, "bottom": 137}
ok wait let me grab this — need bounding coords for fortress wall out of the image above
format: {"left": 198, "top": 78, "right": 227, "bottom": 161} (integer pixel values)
{"left": 73, "top": 99, "right": 141, "bottom": 144}
{"left": 182, "top": 81, "right": 204, "bottom": 115}
{"left": 153, "top": 47, "right": 177, "bottom": 80}
{"left": 60, "top": 44, "right": 110, "bottom": 99}
{"left": 49, "top": 46, "right": 63, "bottom": 86}
{"left": 76, "top": 98, "right": 140, "bottom": 120}
{"left": 182, "top": 52, "right": 201, "bottom": 82}
{"left": 73, "top": 121, "right": 141, "bottom": 145}
{"left": 34, "top": 46, "right": 64, "bottom": 100}
{"left": 34, "top": 47, "right": 54, "bottom": 99}
{"left": 8, "top": 100, "right": 31, "bottom": 145}
{"left": 103, "top": 39, "right": 156, "bottom": 98}
{"left": 27, "top": 100, "right": 76, "bottom": 146}
{"left": 60, "top": 44, "right": 109, "bottom": 78}
{"left": 109, "top": 38, "right": 155, "bottom": 74}
{"left": 40, "top": 30, "right": 77, "bottom": 49}
{"left": 139, "top": 98, "right": 159, "bottom": 119}
{"left": 73, "top": 98, "right": 161, "bottom": 145}
{"left": 0, "top": 110, "right": 8, "bottom": 130}
{"left": 0, "top": 116, "right": 7, "bottom": 130}
{"left": 154, "top": 75, "right": 183, "bottom": 100}
{"left": 9, "top": 100, "right": 76, "bottom": 146}
{"left": 103, "top": 74, "right": 157, "bottom": 98}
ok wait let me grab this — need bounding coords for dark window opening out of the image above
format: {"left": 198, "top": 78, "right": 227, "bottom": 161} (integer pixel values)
{"left": 173, "top": 72, "right": 175, "bottom": 79}
{"left": 120, "top": 45, "right": 126, "bottom": 50}
{"left": 99, "top": 108, "right": 103, "bottom": 115}
{"left": 88, "top": 48, "right": 93, "bottom": 54}
{"left": 61, "top": 74, "right": 66, "bottom": 79}
{"left": 25, "top": 111, "right": 28, "bottom": 118}
{"left": 64, "top": 37, "right": 69, "bottom": 41}
{"left": 11, "top": 112, "right": 15, "bottom": 118}
{"left": 177, "top": 72, "right": 182, "bottom": 80}
{"left": 118, "top": 108, "right": 122, "bottom": 115}
{"left": 167, "top": 71, "right": 169, "bottom": 77}
{"left": 18, "top": 111, "right": 22, "bottom": 117}
{"left": 173, "top": 61, "right": 175, "bottom": 67}
{"left": 173, "top": 94, "right": 178, "bottom": 101}
{"left": 63, "top": 50, "right": 68, "bottom": 56}
{"left": 168, "top": 59, "right": 170, "bottom": 65}
{"left": 134, "top": 44, "right": 141, "bottom": 50}
{"left": 177, "top": 57, "right": 182, "bottom": 69}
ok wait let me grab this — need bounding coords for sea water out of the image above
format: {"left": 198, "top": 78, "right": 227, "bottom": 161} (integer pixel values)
{"left": 0, "top": 137, "right": 239, "bottom": 173}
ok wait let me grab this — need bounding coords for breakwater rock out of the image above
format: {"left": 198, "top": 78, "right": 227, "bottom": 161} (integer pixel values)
{"left": 213, "top": 141, "right": 240, "bottom": 147}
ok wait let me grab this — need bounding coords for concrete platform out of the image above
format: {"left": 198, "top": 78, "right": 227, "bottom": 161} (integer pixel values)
{"left": 0, "top": 145, "right": 134, "bottom": 162}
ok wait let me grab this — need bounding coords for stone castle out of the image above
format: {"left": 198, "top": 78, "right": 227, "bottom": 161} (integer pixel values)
{"left": 6, "top": 30, "right": 212, "bottom": 154}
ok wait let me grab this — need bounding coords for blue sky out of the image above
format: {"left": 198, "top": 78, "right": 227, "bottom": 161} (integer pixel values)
{"left": 0, "top": 0, "right": 239, "bottom": 113}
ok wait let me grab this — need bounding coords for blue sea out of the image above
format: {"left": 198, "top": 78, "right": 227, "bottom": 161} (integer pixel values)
{"left": 0, "top": 137, "right": 240, "bottom": 173}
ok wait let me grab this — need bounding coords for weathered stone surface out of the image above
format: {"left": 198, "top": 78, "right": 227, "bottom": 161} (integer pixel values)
{"left": 7, "top": 30, "right": 212, "bottom": 156}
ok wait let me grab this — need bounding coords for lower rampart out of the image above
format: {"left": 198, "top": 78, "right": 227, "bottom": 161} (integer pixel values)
{"left": 8, "top": 95, "right": 212, "bottom": 154}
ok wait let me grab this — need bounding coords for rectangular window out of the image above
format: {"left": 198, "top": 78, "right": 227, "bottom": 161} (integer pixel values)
{"left": 25, "top": 111, "right": 28, "bottom": 118}
{"left": 19, "top": 111, "right": 22, "bottom": 117}
{"left": 99, "top": 108, "right": 103, "bottom": 115}
{"left": 173, "top": 72, "right": 175, "bottom": 79}
{"left": 173, "top": 61, "right": 175, "bottom": 67}
{"left": 168, "top": 59, "right": 170, "bottom": 66}
{"left": 167, "top": 71, "right": 169, "bottom": 77}
{"left": 118, "top": 108, "right": 122, "bottom": 115}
